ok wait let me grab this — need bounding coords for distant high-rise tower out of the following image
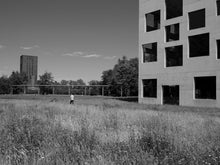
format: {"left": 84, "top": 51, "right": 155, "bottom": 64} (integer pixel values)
{"left": 20, "top": 55, "right": 38, "bottom": 85}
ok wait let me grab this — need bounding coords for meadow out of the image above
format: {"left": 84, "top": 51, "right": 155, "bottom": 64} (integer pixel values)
{"left": 0, "top": 95, "right": 220, "bottom": 165}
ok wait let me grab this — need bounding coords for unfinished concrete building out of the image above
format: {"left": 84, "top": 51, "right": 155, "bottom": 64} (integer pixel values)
{"left": 139, "top": 0, "right": 220, "bottom": 107}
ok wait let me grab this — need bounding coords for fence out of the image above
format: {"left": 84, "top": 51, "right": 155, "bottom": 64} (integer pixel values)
{"left": 11, "top": 84, "right": 125, "bottom": 96}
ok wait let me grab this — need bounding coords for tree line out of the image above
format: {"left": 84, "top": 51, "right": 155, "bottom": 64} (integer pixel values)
{"left": 0, "top": 56, "right": 138, "bottom": 96}
{"left": 101, "top": 56, "right": 138, "bottom": 96}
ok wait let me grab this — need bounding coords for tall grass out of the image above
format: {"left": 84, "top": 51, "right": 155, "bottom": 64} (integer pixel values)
{"left": 0, "top": 99, "right": 220, "bottom": 164}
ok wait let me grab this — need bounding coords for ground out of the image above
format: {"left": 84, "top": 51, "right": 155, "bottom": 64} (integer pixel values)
{"left": 0, "top": 95, "right": 220, "bottom": 164}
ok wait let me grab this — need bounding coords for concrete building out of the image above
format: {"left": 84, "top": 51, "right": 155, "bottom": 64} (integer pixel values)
{"left": 20, "top": 55, "right": 38, "bottom": 85}
{"left": 139, "top": 0, "right": 220, "bottom": 107}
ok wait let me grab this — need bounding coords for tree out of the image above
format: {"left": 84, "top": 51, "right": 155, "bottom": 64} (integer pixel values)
{"left": 127, "top": 58, "right": 138, "bottom": 96}
{"left": 9, "top": 71, "right": 28, "bottom": 94}
{"left": 60, "top": 80, "right": 69, "bottom": 85}
{"left": 56, "top": 80, "right": 69, "bottom": 94}
{"left": 69, "top": 80, "right": 77, "bottom": 85}
{"left": 55, "top": 79, "right": 86, "bottom": 95}
{"left": 9, "top": 71, "right": 28, "bottom": 85}
{"left": 101, "top": 56, "right": 138, "bottom": 96}
{"left": 113, "top": 57, "right": 138, "bottom": 96}
{"left": 101, "top": 69, "right": 117, "bottom": 96}
{"left": 0, "top": 76, "right": 10, "bottom": 94}
{"left": 113, "top": 56, "right": 131, "bottom": 96}
{"left": 88, "top": 80, "right": 101, "bottom": 85}
{"left": 88, "top": 80, "right": 102, "bottom": 95}
{"left": 38, "top": 72, "right": 54, "bottom": 94}
{"left": 102, "top": 69, "right": 113, "bottom": 85}
{"left": 74, "top": 79, "right": 86, "bottom": 95}
{"left": 76, "top": 79, "right": 86, "bottom": 85}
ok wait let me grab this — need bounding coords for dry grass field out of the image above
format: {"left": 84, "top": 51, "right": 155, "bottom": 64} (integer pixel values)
{"left": 0, "top": 95, "right": 220, "bottom": 164}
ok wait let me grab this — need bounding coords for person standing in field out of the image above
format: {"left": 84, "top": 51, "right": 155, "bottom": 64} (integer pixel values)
{"left": 70, "top": 94, "right": 74, "bottom": 104}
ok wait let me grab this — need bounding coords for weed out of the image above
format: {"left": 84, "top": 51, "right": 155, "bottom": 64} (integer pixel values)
{"left": 0, "top": 99, "right": 220, "bottom": 165}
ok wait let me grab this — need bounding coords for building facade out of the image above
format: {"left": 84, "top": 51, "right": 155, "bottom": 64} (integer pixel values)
{"left": 20, "top": 55, "right": 38, "bottom": 85}
{"left": 139, "top": 0, "right": 220, "bottom": 107}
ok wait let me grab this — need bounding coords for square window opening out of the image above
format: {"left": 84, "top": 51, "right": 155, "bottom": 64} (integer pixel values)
{"left": 166, "top": 23, "right": 179, "bottom": 42}
{"left": 217, "top": 0, "right": 220, "bottom": 15}
{"left": 189, "top": 33, "right": 209, "bottom": 57}
{"left": 166, "top": 45, "right": 183, "bottom": 67}
{"left": 217, "top": 40, "right": 220, "bottom": 59}
{"left": 163, "top": 85, "right": 179, "bottom": 105}
{"left": 143, "top": 79, "right": 157, "bottom": 98}
{"left": 142, "top": 43, "right": 157, "bottom": 62}
{"left": 165, "top": 0, "right": 183, "bottom": 19}
{"left": 194, "top": 76, "right": 216, "bottom": 100}
{"left": 189, "top": 9, "right": 205, "bottom": 30}
{"left": 145, "top": 10, "right": 160, "bottom": 32}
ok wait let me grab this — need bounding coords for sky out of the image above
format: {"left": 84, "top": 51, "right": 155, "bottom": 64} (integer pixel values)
{"left": 0, "top": 0, "right": 138, "bottom": 83}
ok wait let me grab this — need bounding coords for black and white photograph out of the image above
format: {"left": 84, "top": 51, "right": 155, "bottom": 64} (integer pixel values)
{"left": 0, "top": 0, "right": 220, "bottom": 164}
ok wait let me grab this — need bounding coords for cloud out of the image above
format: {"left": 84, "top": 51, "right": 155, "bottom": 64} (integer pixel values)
{"left": 20, "top": 45, "right": 39, "bottom": 50}
{"left": 104, "top": 56, "right": 117, "bottom": 60}
{"left": 62, "top": 53, "right": 75, "bottom": 56}
{"left": 62, "top": 51, "right": 84, "bottom": 57}
{"left": 83, "top": 54, "right": 102, "bottom": 58}
{"left": 62, "top": 52, "right": 102, "bottom": 58}
{"left": 73, "top": 51, "right": 84, "bottom": 56}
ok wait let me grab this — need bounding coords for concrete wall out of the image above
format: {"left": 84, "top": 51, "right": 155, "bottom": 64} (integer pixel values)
{"left": 139, "top": 0, "right": 220, "bottom": 107}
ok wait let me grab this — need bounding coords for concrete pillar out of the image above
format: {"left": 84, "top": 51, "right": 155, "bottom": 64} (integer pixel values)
{"left": 10, "top": 87, "right": 13, "bottom": 95}
{"left": 24, "top": 86, "right": 26, "bottom": 94}
{"left": 84, "top": 87, "right": 87, "bottom": 95}
{"left": 102, "top": 86, "right": 104, "bottom": 96}
{"left": 121, "top": 85, "right": 123, "bottom": 97}
{"left": 52, "top": 86, "right": 55, "bottom": 95}
{"left": 68, "top": 86, "right": 70, "bottom": 95}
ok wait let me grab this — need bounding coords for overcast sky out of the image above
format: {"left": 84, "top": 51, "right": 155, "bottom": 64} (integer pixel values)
{"left": 0, "top": 0, "right": 138, "bottom": 83}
